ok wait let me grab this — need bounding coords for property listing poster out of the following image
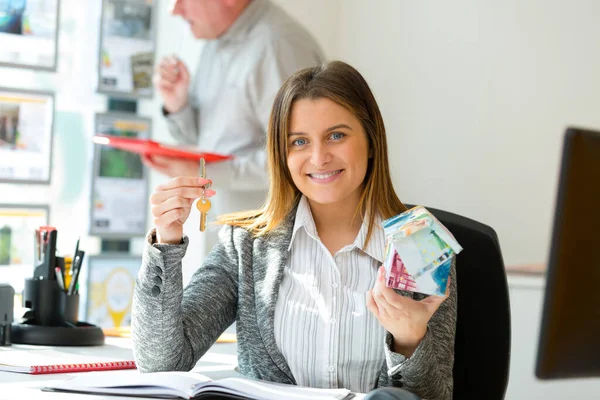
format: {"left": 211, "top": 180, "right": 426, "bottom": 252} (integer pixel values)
{"left": 0, "top": 0, "right": 60, "bottom": 70}
{"left": 90, "top": 113, "right": 149, "bottom": 237}
{"left": 0, "top": 89, "right": 54, "bottom": 183}
{"left": 86, "top": 256, "right": 141, "bottom": 328}
{"left": 98, "top": 0, "right": 155, "bottom": 97}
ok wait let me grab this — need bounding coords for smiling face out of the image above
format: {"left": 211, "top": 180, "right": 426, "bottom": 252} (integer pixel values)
{"left": 286, "top": 97, "right": 370, "bottom": 209}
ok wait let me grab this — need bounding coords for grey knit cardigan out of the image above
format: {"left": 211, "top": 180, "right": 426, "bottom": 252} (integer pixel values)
{"left": 132, "top": 210, "right": 456, "bottom": 400}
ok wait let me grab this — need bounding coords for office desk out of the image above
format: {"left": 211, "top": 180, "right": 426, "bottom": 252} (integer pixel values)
{"left": 0, "top": 336, "right": 241, "bottom": 399}
{"left": 0, "top": 337, "right": 367, "bottom": 400}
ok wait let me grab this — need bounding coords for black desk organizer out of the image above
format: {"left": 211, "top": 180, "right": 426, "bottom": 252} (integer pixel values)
{"left": 11, "top": 278, "right": 105, "bottom": 346}
{"left": 11, "top": 227, "right": 104, "bottom": 346}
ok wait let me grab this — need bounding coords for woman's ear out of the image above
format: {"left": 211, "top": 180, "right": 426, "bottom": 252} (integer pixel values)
{"left": 368, "top": 147, "right": 374, "bottom": 158}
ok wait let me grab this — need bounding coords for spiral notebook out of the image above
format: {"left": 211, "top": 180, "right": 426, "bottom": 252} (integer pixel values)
{"left": 0, "top": 348, "right": 136, "bottom": 375}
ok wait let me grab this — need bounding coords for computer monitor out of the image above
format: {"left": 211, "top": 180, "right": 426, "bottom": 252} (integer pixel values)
{"left": 536, "top": 127, "right": 600, "bottom": 379}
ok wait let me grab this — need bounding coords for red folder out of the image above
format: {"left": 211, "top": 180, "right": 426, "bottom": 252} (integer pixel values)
{"left": 92, "top": 134, "right": 233, "bottom": 163}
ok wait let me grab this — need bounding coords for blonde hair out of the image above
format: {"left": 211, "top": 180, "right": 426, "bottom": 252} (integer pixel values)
{"left": 217, "top": 61, "right": 407, "bottom": 245}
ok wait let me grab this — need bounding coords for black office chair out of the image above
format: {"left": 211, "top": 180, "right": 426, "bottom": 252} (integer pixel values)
{"left": 405, "top": 204, "right": 512, "bottom": 400}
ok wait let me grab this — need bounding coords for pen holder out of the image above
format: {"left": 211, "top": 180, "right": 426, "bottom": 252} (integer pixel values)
{"left": 11, "top": 278, "right": 104, "bottom": 346}
{"left": 21, "top": 278, "right": 70, "bottom": 326}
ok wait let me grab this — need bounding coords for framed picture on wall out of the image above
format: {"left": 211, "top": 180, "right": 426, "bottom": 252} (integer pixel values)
{"left": 85, "top": 254, "right": 141, "bottom": 328}
{"left": 90, "top": 112, "right": 150, "bottom": 238}
{"left": 97, "top": 0, "right": 157, "bottom": 98}
{"left": 0, "top": 0, "right": 61, "bottom": 71}
{"left": 0, "top": 87, "right": 55, "bottom": 184}
{"left": 0, "top": 204, "right": 49, "bottom": 294}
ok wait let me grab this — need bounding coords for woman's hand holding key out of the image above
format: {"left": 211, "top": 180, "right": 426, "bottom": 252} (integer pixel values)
{"left": 150, "top": 176, "right": 215, "bottom": 245}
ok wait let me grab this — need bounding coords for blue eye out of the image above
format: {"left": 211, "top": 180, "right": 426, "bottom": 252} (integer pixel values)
{"left": 292, "top": 138, "right": 307, "bottom": 146}
{"left": 330, "top": 132, "right": 346, "bottom": 140}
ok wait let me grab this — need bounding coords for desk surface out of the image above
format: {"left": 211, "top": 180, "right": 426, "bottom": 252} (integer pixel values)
{"left": 505, "top": 263, "right": 546, "bottom": 276}
{"left": 0, "top": 336, "right": 241, "bottom": 399}
{"left": 0, "top": 336, "right": 367, "bottom": 400}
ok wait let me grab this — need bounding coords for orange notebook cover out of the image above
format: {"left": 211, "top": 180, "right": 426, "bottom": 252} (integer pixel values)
{"left": 92, "top": 134, "right": 234, "bottom": 163}
{"left": 0, "top": 348, "right": 136, "bottom": 375}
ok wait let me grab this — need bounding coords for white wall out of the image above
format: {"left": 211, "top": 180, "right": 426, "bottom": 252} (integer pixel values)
{"left": 334, "top": 2, "right": 600, "bottom": 398}
{"left": 508, "top": 277, "right": 600, "bottom": 400}
{"left": 337, "top": 0, "right": 600, "bottom": 266}
{"left": 272, "top": 0, "right": 341, "bottom": 58}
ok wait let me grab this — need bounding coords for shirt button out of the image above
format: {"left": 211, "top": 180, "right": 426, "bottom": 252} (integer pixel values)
{"left": 151, "top": 285, "right": 161, "bottom": 297}
{"left": 154, "top": 276, "right": 163, "bottom": 285}
{"left": 330, "top": 318, "right": 336, "bottom": 324}
{"left": 154, "top": 266, "right": 163, "bottom": 276}
{"left": 328, "top": 366, "right": 335, "bottom": 372}
{"left": 332, "top": 283, "right": 338, "bottom": 288}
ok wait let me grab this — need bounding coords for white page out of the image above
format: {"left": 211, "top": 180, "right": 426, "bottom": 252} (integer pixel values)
{"left": 197, "top": 377, "right": 351, "bottom": 400}
{"left": 46, "top": 370, "right": 211, "bottom": 399}
{"left": 45, "top": 371, "right": 352, "bottom": 400}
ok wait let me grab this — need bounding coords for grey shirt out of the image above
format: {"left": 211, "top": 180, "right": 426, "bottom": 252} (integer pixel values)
{"left": 132, "top": 210, "right": 457, "bottom": 399}
{"left": 166, "top": 0, "right": 324, "bottom": 195}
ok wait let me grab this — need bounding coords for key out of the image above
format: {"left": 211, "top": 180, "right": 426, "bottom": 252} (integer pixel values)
{"left": 200, "top": 158, "right": 211, "bottom": 190}
{"left": 197, "top": 157, "right": 211, "bottom": 232}
{"left": 196, "top": 197, "right": 212, "bottom": 232}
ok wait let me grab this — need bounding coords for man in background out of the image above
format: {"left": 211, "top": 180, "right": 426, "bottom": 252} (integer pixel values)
{"left": 145, "top": 0, "right": 324, "bottom": 282}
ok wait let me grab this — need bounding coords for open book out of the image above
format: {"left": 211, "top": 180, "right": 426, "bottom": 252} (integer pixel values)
{"left": 44, "top": 370, "right": 354, "bottom": 400}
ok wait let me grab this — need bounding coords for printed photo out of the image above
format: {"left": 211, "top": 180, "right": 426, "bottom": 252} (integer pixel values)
{"left": 96, "top": 116, "right": 148, "bottom": 179}
{"left": 0, "top": 103, "right": 19, "bottom": 148}
{"left": 103, "top": 0, "right": 151, "bottom": 40}
{"left": 0, "top": 205, "right": 48, "bottom": 267}
{"left": 0, "top": 88, "right": 53, "bottom": 183}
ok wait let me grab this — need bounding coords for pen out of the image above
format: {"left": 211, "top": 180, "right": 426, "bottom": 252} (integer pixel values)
{"left": 65, "top": 237, "right": 79, "bottom": 290}
{"left": 55, "top": 266, "right": 65, "bottom": 291}
{"left": 68, "top": 250, "right": 85, "bottom": 295}
{"left": 73, "top": 237, "right": 80, "bottom": 269}
{"left": 64, "top": 256, "right": 72, "bottom": 291}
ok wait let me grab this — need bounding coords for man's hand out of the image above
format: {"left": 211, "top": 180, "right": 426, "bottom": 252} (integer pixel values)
{"left": 142, "top": 155, "right": 200, "bottom": 178}
{"left": 154, "top": 55, "right": 191, "bottom": 114}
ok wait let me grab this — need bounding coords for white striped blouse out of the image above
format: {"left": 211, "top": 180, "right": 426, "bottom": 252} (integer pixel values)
{"left": 273, "top": 196, "right": 388, "bottom": 393}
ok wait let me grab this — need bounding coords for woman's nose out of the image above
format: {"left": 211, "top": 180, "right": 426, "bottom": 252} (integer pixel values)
{"left": 310, "top": 143, "right": 332, "bottom": 168}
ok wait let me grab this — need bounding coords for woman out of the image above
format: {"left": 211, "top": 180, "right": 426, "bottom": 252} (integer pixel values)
{"left": 132, "top": 61, "right": 457, "bottom": 400}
